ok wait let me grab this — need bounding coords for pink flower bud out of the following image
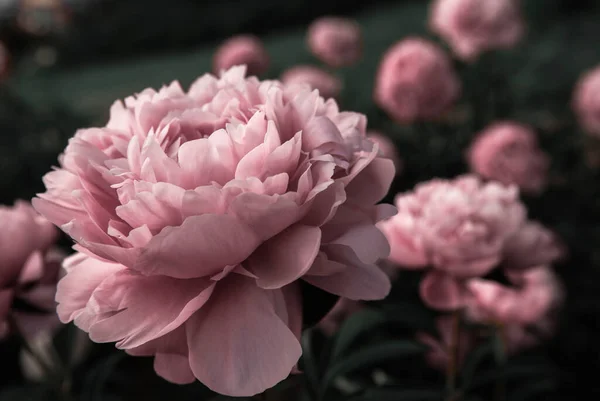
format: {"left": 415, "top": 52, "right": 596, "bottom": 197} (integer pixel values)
{"left": 573, "top": 66, "right": 600, "bottom": 137}
{"left": 468, "top": 122, "right": 550, "bottom": 194}
{"left": 307, "top": 16, "right": 362, "bottom": 68}
{"left": 374, "top": 38, "right": 461, "bottom": 123}
{"left": 430, "top": 0, "right": 525, "bottom": 61}
{"left": 213, "top": 35, "right": 269, "bottom": 76}
{"left": 281, "top": 65, "right": 342, "bottom": 99}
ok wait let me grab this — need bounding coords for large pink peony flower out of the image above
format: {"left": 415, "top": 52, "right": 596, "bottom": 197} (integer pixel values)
{"left": 213, "top": 35, "right": 269, "bottom": 76}
{"left": 573, "top": 66, "right": 600, "bottom": 137}
{"left": 503, "top": 221, "right": 565, "bottom": 271}
{"left": 307, "top": 16, "right": 362, "bottom": 68}
{"left": 33, "top": 66, "right": 395, "bottom": 396}
{"left": 0, "top": 201, "right": 61, "bottom": 339}
{"left": 281, "top": 65, "right": 342, "bottom": 100}
{"left": 468, "top": 122, "right": 550, "bottom": 194}
{"left": 367, "top": 130, "right": 403, "bottom": 175}
{"left": 430, "top": 0, "right": 525, "bottom": 62}
{"left": 374, "top": 38, "right": 461, "bottom": 123}
{"left": 378, "top": 175, "right": 525, "bottom": 311}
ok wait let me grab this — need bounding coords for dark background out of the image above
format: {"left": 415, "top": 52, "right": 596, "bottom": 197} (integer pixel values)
{"left": 0, "top": 0, "right": 599, "bottom": 400}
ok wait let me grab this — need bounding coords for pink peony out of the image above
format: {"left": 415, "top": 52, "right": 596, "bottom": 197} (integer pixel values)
{"left": 367, "top": 131, "right": 403, "bottom": 175}
{"left": 33, "top": 66, "right": 395, "bottom": 396}
{"left": 430, "top": 0, "right": 525, "bottom": 62}
{"left": 466, "top": 266, "right": 563, "bottom": 353}
{"left": 573, "top": 66, "right": 600, "bottom": 137}
{"left": 281, "top": 65, "right": 342, "bottom": 99}
{"left": 378, "top": 175, "right": 525, "bottom": 311}
{"left": 503, "top": 221, "right": 565, "bottom": 271}
{"left": 307, "top": 16, "right": 362, "bottom": 68}
{"left": 0, "top": 201, "right": 61, "bottom": 339}
{"left": 416, "top": 315, "right": 474, "bottom": 371}
{"left": 374, "top": 38, "right": 461, "bottom": 123}
{"left": 468, "top": 122, "right": 550, "bottom": 194}
{"left": 213, "top": 35, "right": 269, "bottom": 77}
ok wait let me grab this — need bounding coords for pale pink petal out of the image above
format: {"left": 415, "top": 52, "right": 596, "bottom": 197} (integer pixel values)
{"left": 154, "top": 353, "right": 195, "bottom": 384}
{"left": 187, "top": 275, "right": 302, "bottom": 397}
{"left": 419, "top": 271, "right": 469, "bottom": 311}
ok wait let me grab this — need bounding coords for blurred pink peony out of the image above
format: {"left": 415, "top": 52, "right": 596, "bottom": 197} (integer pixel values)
{"left": 468, "top": 122, "right": 550, "bottom": 194}
{"left": 378, "top": 175, "right": 525, "bottom": 311}
{"left": 0, "top": 201, "right": 61, "bottom": 339}
{"left": 307, "top": 16, "right": 362, "bottom": 68}
{"left": 213, "top": 35, "right": 269, "bottom": 76}
{"left": 430, "top": 0, "right": 525, "bottom": 61}
{"left": 367, "top": 131, "right": 402, "bottom": 175}
{"left": 318, "top": 298, "right": 363, "bottom": 336}
{"left": 281, "top": 65, "right": 342, "bottom": 99}
{"left": 374, "top": 38, "right": 461, "bottom": 123}
{"left": 503, "top": 221, "right": 565, "bottom": 271}
{"left": 34, "top": 66, "right": 395, "bottom": 396}
{"left": 417, "top": 315, "right": 474, "bottom": 371}
{"left": 466, "top": 266, "right": 563, "bottom": 353}
{"left": 573, "top": 66, "right": 600, "bottom": 137}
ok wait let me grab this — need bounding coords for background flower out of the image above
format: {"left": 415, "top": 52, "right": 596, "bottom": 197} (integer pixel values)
{"left": 307, "top": 16, "right": 362, "bottom": 68}
{"left": 213, "top": 35, "right": 270, "bottom": 76}
{"left": 573, "top": 66, "right": 600, "bottom": 137}
{"left": 281, "top": 65, "right": 342, "bottom": 99}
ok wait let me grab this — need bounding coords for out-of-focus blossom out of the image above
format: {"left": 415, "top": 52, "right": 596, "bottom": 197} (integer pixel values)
{"left": 417, "top": 315, "right": 474, "bottom": 370}
{"left": 503, "top": 221, "right": 565, "bottom": 271}
{"left": 0, "top": 201, "right": 61, "bottom": 340}
{"left": 374, "top": 38, "right": 461, "bottom": 123}
{"left": 367, "top": 131, "right": 403, "bottom": 175}
{"left": 573, "top": 66, "right": 600, "bottom": 137}
{"left": 213, "top": 35, "right": 269, "bottom": 76}
{"left": 378, "top": 175, "right": 525, "bottom": 311}
{"left": 468, "top": 122, "right": 550, "bottom": 194}
{"left": 34, "top": 66, "right": 395, "bottom": 397}
{"left": 430, "top": 0, "right": 525, "bottom": 61}
{"left": 466, "top": 266, "right": 563, "bottom": 353}
{"left": 281, "top": 65, "right": 342, "bottom": 99}
{"left": 307, "top": 16, "right": 362, "bottom": 68}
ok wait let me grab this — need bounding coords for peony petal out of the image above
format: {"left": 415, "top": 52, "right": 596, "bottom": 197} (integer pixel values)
{"left": 135, "top": 214, "right": 261, "bottom": 279}
{"left": 345, "top": 157, "right": 395, "bottom": 205}
{"left": 419, "top": 271, "right": 469, "bottom": 311}
{"left": 154, "top": 353, "right": 195, "bottom": 384}
{"left": 331, "top": 224, "right": 390, "bottom": 264}
{"left": 304, "top": 245, "right": 390, "bottom": 300}
{"left": 246, "top": 225, "right": 321, "bottom": 289}
{"left": 87, "top": 270, "right": 214, "bottom": 349}
{"left": 56, "top": 253, "right": 125, "bottom": 324}
{"left": 187, "top": 275, "right": 302, "bottom": 396}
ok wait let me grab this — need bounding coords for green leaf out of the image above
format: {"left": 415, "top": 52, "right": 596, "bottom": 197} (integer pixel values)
{"left": 300, "top": 328, "right": 320, "bottom": 397}
{"left": 460, "top": 339, "right": 495, "bottom": 392}
{"left": 331, "top": 309, "right": 388, "bottom": 360}
{"left": 320, "top": 341, "right": 426, "bottom": 399}
{"left": 347, "top": 388, "right": 442, "bottom": 401}
{"left": 380, "top": 303, "right": 437, "bottom": 333}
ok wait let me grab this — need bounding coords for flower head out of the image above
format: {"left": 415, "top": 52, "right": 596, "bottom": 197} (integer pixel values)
{"left": 0, "top": 201, "right": 61, "bottom": 339}
{"left": 213, "top": 35, "right": 269, "bottom": 76}
{"left": 468, "top": 122, "right": 550, "bottom": 194}
{"left": 374, "top": 38, "right": 461, "bottom": 123}
{"left": 281, "top": 65, "right": 342, "bottom": 99}
{"left": 430, "top": 0, "right": 525, "bottom": 61}
{"left": 573, "top": 66, "right": 600, "bottom": 137}
{"left": 34, "top": 66, "right": 395, "bottom": 396}
{"left": 367, "top": 131, "right": 402, "bottom": 175}
{"left": 307, "top": 16, "right": 362, "bottom": 67}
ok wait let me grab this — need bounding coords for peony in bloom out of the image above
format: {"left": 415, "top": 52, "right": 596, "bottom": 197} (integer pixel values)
{"left": 281, "top": 65, "right": 342, "bottom": 99}
{"left": 374, "top": 38, "right": 461, "bottom": 123}
{"left": 573, "top": 66, "right": 600, "bottom": 137}
{"left": 378, "top": 175, "right": 525, "bottom": 311}
{"left": 468, "top": 122, "right": 550, "bottom": 194}
{"left": 307, "top": 16, "right": 362, "bottom": 68}
{"left": 503, "top": 221, "right": 565, "bottom": 271}
{"left": 466, "top": 266, "right": 563, "bottom": 353}
{"left": 213, "top": 35, "right": 269, "bottom": 76}
{"left": 430, "top": 0, "right": 525, "bottom": 61}
{"left": 0, "top": 201, "right": 61, "bottom": 339}
{"left": 416, "top": 315, "right": 474, "bottom": 370}
{"left": 367, "top": 131, "right": 403, "bottom": 175}
{"left": 33, "top": 66, "right": 395, "bottom": 396}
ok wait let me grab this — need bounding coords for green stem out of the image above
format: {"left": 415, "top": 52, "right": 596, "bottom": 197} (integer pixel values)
{"left": 446, "top": 310, "right": 461, "bottom": 400}
{"left": 494, "top": 323, "right": 507, "bottom": 401}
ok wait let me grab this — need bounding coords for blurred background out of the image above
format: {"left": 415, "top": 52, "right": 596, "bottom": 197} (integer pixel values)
{"left": 0, "top": 0, "right": 599, "bottom": 400}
